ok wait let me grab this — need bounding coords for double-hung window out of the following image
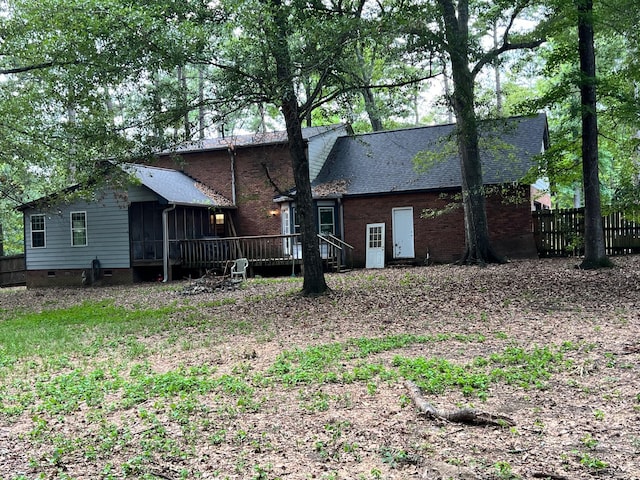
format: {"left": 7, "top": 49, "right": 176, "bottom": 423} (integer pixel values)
{"left": 71, "top": 211, "right": 88, "bottom": 246}
{"left": 31, "top": 214, "right": 46, "bottom": 248}
{"left": 318, "top": 207, "right": 335, "bottom": 236}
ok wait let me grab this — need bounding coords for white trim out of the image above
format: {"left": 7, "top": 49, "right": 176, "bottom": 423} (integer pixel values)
{"left": 70, "top": 211, "right": 88, "bottom": 247}
{"left": 30, "top": 214, "right": 46, "bottom": 249}
{"left": 392, "top": 207, "right": 415, "bottom": 258}
{"left": 318, "top": 206, "right": 335, "bottom": 235}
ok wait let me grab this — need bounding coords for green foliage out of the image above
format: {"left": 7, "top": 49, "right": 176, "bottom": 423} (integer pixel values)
{"left": 395, "top": 345, "right": 562, "bottom": 399}
{"left": 379, "top": 446, "right": 419, "bottom": 469}
{"left": 494, "top": 460, "right": 520, "bottom": 479}
{"left": 0, "top": 300, "right": 175, "bottom": 359}
{"left": 576, "top": 451, "right": 608, "bottom": 470}
{"left": 268, "top": 332, "right": 485, "bottom": 385}
{"left": 514, "top": 2, "right": 640, "bottom": 210}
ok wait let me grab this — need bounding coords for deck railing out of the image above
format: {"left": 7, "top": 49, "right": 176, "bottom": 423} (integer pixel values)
{"left": 180, "top": 234, "right": 302, "bottom": 270}
{"left": 179, "top": 233, "right": 353, "bottom": 272}
{"left": 318, "top": 234, "right": 354, "bottom": 271}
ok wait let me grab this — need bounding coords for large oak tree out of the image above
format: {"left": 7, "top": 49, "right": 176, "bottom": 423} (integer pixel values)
{"left": 420, "top": 0, "right": 548, "bottom": 264}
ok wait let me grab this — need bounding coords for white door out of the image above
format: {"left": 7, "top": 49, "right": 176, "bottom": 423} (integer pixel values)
{"left": 281, "top": 207, "right": 291, "bottom": 256}
{"left": 392, "top": 207, "right": 415, "bottom": 258}
{"left": 366, "top": 223, "right": 385, "bottom": 268}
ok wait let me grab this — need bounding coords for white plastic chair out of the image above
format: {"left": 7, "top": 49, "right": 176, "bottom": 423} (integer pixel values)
{"left": 230, "top": 258, "right": 249, "bottom": 282}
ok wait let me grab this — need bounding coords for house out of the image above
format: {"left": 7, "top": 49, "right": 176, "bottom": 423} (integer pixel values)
{"left": 276, "top": 113, "right": 550, "bottom": 267}
{"left": 19, "top": 115, "right": 549, "bottom": 286}
{"left": 18, "top": 164, "right": 234, "bottom": 287}
{"left": 18, "top": 125, "right": 349, "bottom": 287}
{"left": 153, "top": 124, "right": 350, "bottom": 238}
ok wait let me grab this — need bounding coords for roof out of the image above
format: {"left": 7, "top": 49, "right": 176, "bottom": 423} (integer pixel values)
{"left": 312, "top": 114, "right": 548, "bottom": 197}
{"left": 123, "top": 164, "right": 234, "bottom": 208}
{"left": 165, "top": 124, "right": 347, "bottom": 155}
{"left": 18, "top": 164, "right": 234, "bottom": 211}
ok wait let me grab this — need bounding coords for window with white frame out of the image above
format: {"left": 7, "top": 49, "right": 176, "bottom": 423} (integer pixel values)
{"left": 318, "top": 206, "right": 335, "bottom": 235}
{"left": 71, "top": 211, "right": 88, "bottom": 246}
{"left": 369, "top": 225, "right": 383, "bottom": 248}
{"left": 292, "top": 206, "right": 301, "bottom": 242}
{"left": 31, "top": 214, "right": 46, "bottom": 248}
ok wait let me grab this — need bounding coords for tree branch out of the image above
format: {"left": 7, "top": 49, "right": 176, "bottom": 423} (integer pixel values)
{"left": 472, "top": 38, "right": 545, "bottom": 78}
{"left": 261, "top": 162, "right": 293, "bottom": 198}
{"left": 0, "top": 60, "right": 76, "bottom": 75}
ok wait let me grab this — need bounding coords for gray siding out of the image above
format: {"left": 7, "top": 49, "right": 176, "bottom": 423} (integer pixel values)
{"left": 24, "top": 187, "right": 154, "bottom": 271}
{"left": 127, "top": 185, "right": 160, "bottom": 203}
{"left": 308, "top": 126, "right": 349, "bottom": 182}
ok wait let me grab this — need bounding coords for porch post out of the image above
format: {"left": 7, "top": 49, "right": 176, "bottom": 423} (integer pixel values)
{"left": 162, "top": 204, "right": 176, "bottom": 282}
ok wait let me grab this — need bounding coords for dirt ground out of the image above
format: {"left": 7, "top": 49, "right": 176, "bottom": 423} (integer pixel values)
{"left": 0, "top": 256, "right": 639, "bottom": 479}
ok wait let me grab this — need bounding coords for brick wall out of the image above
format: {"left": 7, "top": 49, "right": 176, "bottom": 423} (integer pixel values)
{"left": 155, "top": 143, "right": 294, "bottom": 236}
{"left": 26, "top": 268, "right": 134, "bottom": 288}
{"left": 342, "top": 185, "right": 536, "bottom": 266}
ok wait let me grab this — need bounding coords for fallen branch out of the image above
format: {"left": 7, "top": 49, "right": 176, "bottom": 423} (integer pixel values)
{"left": 404, "top": 380, "right": 515, "bottom": 427}
{"left": 532, "top": 473, "right": 568, "bottom": 480}
{"left": 179, "top": 269, "right": 241, "bottom": 295}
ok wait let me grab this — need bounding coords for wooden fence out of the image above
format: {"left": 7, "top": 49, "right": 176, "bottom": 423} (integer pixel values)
{"left": 0, "top": 254, "right": 26, "bottom": 287}
{"left": 533, "top": 208, "right": 640, "bottom": 257}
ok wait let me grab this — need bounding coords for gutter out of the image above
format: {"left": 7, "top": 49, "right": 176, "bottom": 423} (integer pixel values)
{"left": 162, "top": 204, "right": 176, "bottom": 282}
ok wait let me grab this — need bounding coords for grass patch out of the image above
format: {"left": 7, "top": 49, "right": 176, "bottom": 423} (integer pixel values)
{"left": 0, "top": 284, "right": 575, "bottom": 478}
{"left": 395, "top": 345, "right": 562, "bottom": 400}
{"left": 0, "top": 300, "right": 177, "bottom": 360}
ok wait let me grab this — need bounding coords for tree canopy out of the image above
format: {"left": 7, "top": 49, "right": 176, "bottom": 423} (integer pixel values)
{"left": 0, "top": 0, "right": 638, "bottom": 267}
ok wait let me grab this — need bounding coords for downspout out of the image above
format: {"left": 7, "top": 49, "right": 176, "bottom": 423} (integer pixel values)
{"left": 162, "top": 204, "right": 176, "bottom": 282}
{"left": 227, "top": 146, "right": 237, "bottom": 205}
{"left": 338, "top": 197, "right": 345, "bottom": 265}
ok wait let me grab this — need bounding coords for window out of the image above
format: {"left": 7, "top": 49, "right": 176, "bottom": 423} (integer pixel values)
{"left": 71, "top": 212, "right": 87, "bottom": 246}
{"left": 210, "top": 212, "right": 225, "bottom": 236}
{"left": 318, "top": 207, "right": 335, "bottom": 235}
{"left": 369, "top": 225, "right": 383, "bottom": 249}
{"left": 292, "top": 207, "right": 301, "bottom": 241}
{"left": 31, "top": 214, "right": 46, "bottom": 248}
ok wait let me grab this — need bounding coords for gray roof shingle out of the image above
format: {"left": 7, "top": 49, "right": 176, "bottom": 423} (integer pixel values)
{"left": 167, "top": 124, "right": 346, "bottom": 154}
{"left": 124, "top": 164, "right": 234, "bottom": 207}
{"left": 313, "top": 114, "right": 548, "bottom": 197}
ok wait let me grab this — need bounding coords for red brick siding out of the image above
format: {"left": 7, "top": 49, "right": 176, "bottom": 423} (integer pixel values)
{"left": 155, "top": 143, "right": 294, "bottom": 236}
{"left": 343, "top": 185, "right": 535, "bottom": 266}
{"left": 26, "top": 268, "right": 134, "bottom": 288}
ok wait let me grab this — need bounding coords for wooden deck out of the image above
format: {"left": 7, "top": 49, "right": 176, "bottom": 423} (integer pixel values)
{"left": 180, "top": 234, "right": 298, "bottom": 270}
{"left": 178, "top": 233, "right": 352, "bottom": 272}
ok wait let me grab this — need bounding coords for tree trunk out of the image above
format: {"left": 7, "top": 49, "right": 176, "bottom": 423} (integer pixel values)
{"left": 355, "top": 46, "right": 383, "bottom": 131}
{"left": 438, "top": 0, "right": 504, "bottom": 265}
{"left": 178, "top": 65, "right": 190, "bottom": 139}
{"left": 493, "top": 22, "right": 503, "bottom": 115}
{"left": 361, "top": 87, "right": 384, "bottom": 131}
{"left": 269, "top": 0, "right": 328, "bottom": 295}
{"left": 198, "top": 67, "right": 206, "bottom": 140}
{"left": 577, "top": 0, "right": 611, "bottom": 269}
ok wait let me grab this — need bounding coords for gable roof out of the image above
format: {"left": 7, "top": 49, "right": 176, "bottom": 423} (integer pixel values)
{"left": 18, "top": 164, "right": 234, "bottom": 211}
{"left": 312, "top": 114, "right": 548, "bottom": 198}
{"left": 123, "top": 164, "right": 234, "bottom": 208}
{"left": 166, "top": 124, "right": 348, "bottom": 154}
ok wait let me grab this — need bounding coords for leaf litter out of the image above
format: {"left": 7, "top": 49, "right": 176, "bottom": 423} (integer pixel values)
{"left": 0, "top": 256, "right": 639, "bottom": 479}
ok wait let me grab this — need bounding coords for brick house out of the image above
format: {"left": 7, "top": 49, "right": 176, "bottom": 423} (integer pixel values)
{"left": 290, "top": 113, "right": 551, "bottom": 267}
{"left": 18, "top": 125, "right": 349, "bottom": 286}
{"left": 18, "top": 115, "right": 549, "bottom": 285}
{"left": 153, "top": 125, "right": 349, "bottom": 239}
